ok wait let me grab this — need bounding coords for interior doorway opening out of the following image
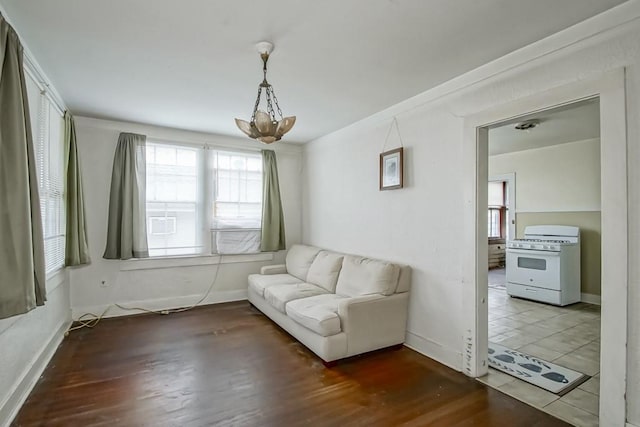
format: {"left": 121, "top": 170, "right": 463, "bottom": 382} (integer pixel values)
{"left": 479, "top": 98, "right": 602, "bottom": 424}
{"left": 463, "top": 71, "right": 627, "bottom": 426}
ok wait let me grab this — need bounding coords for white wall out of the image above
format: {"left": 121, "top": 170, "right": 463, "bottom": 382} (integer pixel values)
{"left": 303, "top": 6, "right": 640, "bottom": 425}
{"left": 70, "top": 117, "right": 303, "bottom": 317}
{"left": 489, "top": 138, "right": 601, "bottom": 212}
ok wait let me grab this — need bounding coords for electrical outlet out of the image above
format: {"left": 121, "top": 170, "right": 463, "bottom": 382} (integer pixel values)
{"left": 99, "top": 279, "right": 109, "bottom": 288}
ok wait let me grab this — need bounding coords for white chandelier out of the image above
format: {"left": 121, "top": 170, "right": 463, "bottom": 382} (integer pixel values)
{"left": 235, "top": 41, "right": 296, "bottom": 144}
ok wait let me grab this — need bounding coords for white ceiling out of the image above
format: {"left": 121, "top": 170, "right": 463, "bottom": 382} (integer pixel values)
{"left": 488, "top": 98, "right": 600, "bottom": 156}
{"left": 0, "top": 0, "right": 626, "bottom": 143}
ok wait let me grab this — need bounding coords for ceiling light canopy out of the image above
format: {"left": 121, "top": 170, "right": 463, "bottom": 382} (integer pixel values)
{"left": 514, "top": 119, "right": 539, "bottom": 130}
{"left": 235, "top": 41, "right": 296, "bottom": 144}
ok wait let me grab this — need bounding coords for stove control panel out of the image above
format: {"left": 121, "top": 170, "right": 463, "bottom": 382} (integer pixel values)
{"left": 507, "top": 241, "right": 561, "bottom": 251}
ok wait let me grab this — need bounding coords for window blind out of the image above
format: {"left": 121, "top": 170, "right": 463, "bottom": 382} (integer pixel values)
{"left": 30, "top": 74, "right": 66, "bottom": 274}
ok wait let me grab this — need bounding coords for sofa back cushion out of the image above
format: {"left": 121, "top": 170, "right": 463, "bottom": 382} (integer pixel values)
{"left": 286, "top": 245, "right": 322, "bottom": 281}
{"left": 396, "top": 264, "right": 412, "bottom": 293}
{"left": 306, "top": 251, "right": 344, "bottom": 292}
{"left": 335, "top": 255, "right": 400, "bottom": 297}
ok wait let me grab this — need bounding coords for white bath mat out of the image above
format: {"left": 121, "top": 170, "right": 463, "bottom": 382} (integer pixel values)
{"left": 488, "top": 342, "right": 589, "bottom": 395}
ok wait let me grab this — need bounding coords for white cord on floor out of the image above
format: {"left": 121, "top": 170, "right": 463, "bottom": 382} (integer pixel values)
{"left": 66, "top": 255, "right": 224, "bottom": 335}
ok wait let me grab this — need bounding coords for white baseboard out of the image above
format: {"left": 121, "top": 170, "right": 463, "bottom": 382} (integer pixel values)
{"left": 627, "top": 423, "right": 640, "bottom": 427}
{"left": 0, "top": 320, "right": 70, "bottom": 427}
{"left": 581, "top": 292, "right": 601, "bottom": 305}
{"left": 71, "top": 289, "right": 248, "bottom": 320}
{"left": 404, "top": 331, "right": 463, "bottom": 372}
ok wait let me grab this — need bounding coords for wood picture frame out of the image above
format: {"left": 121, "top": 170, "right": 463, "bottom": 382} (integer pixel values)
{"left": 379, "top": 147, "right": 404, "bottom": 190}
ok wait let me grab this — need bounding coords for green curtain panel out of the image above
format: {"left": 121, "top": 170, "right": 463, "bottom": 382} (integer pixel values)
{"left": 63, "top": 112, "right": 91, "bottom": 266}
{"left": 260, "top": 150, "right": 286, "bottom": 252}
{"left": 103, "top": 132, "right": 148, "bottom": 260}
{"left": 0, "top": 15, "right": 47, "bottom": 319}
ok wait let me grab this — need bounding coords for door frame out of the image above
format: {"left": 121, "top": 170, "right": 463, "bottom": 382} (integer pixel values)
{"left": 461, "top": 70, "right": 627, "bottom": 425}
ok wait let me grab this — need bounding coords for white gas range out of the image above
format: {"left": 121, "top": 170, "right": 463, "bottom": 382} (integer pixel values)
{"left": 506, "top": 225, "right": 581, "bottom": 306}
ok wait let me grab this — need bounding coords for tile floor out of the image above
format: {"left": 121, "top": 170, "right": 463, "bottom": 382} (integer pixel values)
{"left": 478, "top": 268, "right": 601, "bottom": 427}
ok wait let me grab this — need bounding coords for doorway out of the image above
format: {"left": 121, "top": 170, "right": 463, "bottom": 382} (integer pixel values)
{"left": 461, "top": 71, "right": 628, "bottom": 426}
{"left": 483, "top": 99, "right": 602, "bottom": 424}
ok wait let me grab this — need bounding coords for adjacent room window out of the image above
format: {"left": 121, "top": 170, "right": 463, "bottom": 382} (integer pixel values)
{"left": 27, "top": 73, "right": 66, "bottom": 274}
{"left": 488, "top": 181, "right": 507, "bottom": 240}
{"left": 488, "top": 208, "right": 501, "bottom": 239}
{"left": 145, "top": 142, "right": 263, "bottom": 256}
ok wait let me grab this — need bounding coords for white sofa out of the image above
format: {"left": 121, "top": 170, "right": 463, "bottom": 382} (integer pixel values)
{"left": 247, "top": 244, "right": 411, "bottom": 364}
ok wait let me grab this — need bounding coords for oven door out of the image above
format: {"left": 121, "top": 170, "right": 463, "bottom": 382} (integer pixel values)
{"left": 506, "top": 249, "right": 561, "bottom": 290}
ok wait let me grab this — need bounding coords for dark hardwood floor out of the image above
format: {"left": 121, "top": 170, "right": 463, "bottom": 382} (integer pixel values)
{"left": 13, "top": 302, "right": 568, "bottom": 426}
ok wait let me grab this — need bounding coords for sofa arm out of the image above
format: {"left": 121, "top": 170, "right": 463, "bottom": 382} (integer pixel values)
{"left": 338, "top": 293, "right": 409, "bottom": 356}
{"left": 260, "top": 264, "right": 287, "bottom": 275}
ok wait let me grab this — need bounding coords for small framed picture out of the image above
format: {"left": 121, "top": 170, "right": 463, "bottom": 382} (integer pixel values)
{"left": 379, "top": 147, "right": 404, "bottom": 191}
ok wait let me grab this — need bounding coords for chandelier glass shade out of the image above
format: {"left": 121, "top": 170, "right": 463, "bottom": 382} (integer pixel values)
{"left": 235, "top": 45, "right": 296, "bottom": 144}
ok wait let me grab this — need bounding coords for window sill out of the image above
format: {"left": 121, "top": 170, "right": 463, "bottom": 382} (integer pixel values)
{"left": 120, "top": 252, "right": 275, "bottom": 271}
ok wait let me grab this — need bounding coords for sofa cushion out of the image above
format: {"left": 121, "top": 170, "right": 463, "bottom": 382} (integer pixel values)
{"left": 264, "top": 283, "right": 328, "bottom": 313}
{"left": 396, "top": 265, "right": 412, "bottom": 293}
{"left": 306, "top": 251, "right": 344, "bottom": 293}
{"left": 285, "top": 245, "right": 322, "bottom": 281}
{"left": 248, "top": 273, "right": 302, "bottom": 297}
{"left": 286, "top": 294, "right": 348, "bottom": 337}
{"left": 335, "top": 255, "right": 401, "bottom": 297}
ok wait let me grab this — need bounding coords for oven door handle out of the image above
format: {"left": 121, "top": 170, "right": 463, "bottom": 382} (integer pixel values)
{"left": 507, "top": 249, "right": 561, "bottom": 256}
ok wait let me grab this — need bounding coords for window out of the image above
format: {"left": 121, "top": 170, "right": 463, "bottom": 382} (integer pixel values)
{"left": 211, "top": 151, "right": 263, "bottom": 254}
{"left": 146, "top": 143, "right": 203, "bottom": 257}
{"left": 488, "top": 181, "right": 507, "bottom": 240}
{"left": 212, "top": 151, "right": 262, "bottom": 226}
{"left": 26, "top": 72, "right": 66, "bottom": 274}
{"left": 488, "top": 208, "right": 502, "bottom": 239}
{"left": 145, "top": 142, "right": 263, "bottom": 257}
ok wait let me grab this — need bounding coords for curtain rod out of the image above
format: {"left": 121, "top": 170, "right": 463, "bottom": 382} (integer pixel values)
{"left": 0, "top": 6, "right": 67, "bottom": 115}
{"left": 23, "top": 54, "right": 66, "bottom": 116}
{"left": 148, "top": 136, "right": 263, "bottom": 155}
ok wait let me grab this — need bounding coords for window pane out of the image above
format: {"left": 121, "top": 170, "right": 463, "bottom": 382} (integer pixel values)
{"left": 177, "top": 149, "right": 196, "bottom": 167}
{"left": 213, "top": 151, "right": 262, "bottom": 222}
{"left": 488, "top": 208, "right": 501, "bottom": 238}
{"left": 155, "top": 146, "right": 176, "bottom": 165}
{"left": 488, "top": 181, "right": 504, "bottom": 207}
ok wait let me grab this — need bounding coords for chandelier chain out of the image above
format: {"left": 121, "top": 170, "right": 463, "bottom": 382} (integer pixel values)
{"left": 265, "top": 87, "right": 276, "bottom": 121}
{"left": 251, "top": 86, "right": 263, "bottom": 122}
{"left": 270, "top": 88, "right": 284, "bottom": 119}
